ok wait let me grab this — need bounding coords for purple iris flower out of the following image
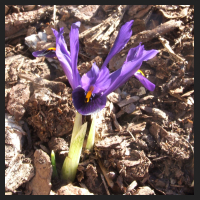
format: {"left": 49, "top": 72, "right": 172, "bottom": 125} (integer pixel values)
{"left": 33, "top": 20, "right": 158, "bottom": 115}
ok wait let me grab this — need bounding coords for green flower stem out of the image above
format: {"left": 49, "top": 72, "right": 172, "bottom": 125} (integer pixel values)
{"left": 51, "top": 150, "right": 58, "bottom": 178}
{"left": 86, "top": 114, "right": 96, "bottom": 151}
{"left": 61, "top": 112, "right": 87, "bottom": 182}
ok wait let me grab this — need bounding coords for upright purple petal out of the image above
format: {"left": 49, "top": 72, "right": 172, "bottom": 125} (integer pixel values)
{"left": 93, "top": 64, "right": 111, "bottom": 93}
{"left": 103, "top": 44, "right": 158, "bottom": 96}
{"left": 134, "top": 73, "right": 155, "bottom": 91}
{"left": 81, "top": 63, "right": 111, "bottom": 94}
{"left": 72, "top": 87, "right": 107, "bottom": 115}
{"left": 52, "top": 28, "right": 74, "bottom": 88}
{"left": 81, "top": 63, "right": 100, "bottom": 92}
{"left": 70, "top": 21, "right": 81, "bottom": 89}
{"left": 101, "top": 20, "right": 134, "bottom": 69}
{"left": 52, "top": 27, "right": 70, "bottom": 58}
{"left": 125, "top": 42, "right": 144, "bottom": 63}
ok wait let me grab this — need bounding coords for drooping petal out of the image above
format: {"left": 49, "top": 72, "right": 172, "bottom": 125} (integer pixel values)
{"left": 70, "top": 21, "right": 81, "bottom": 89}
{"left": 101, "top": 20, "right": 134, "bottom": 69}
{"left": 32, "top": 49, "right": 56, "bottom": 58}
{"left": 52, "top": 28, "right": 74, "bottom": 88}
{"left": 103, "top": 44, "right": 158, "bottom": 96}
{"left": 134, "top": 73, "right": 155, "bottom": 91}
{"left": 72, "top": 87, "right": 107, "bottom": 115}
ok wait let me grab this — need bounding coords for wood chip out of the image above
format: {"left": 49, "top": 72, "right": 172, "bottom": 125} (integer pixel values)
{"left": 118, "top": 96, "right": 140, "bottom": 107}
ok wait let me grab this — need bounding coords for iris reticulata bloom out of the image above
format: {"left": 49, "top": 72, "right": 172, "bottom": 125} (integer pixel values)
{"left": 33, "top": 20, "right": 158, "bottom": 115}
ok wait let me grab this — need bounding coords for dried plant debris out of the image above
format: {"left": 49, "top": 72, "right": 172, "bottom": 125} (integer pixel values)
{"left": 70, "top": 5, "right": 100, "bottom": 22}
{"left": 23, "top": 74, "right": 76, "bottom": 142}
{"left": 95, "top": 135, "right": 152, "bottom": 182}
{"left": 5, "top": 55, "right": 51, "bottom": 82}
{"left": 148, "top": 157, "right": 194, "bottom": 194}
{"left": 95, "top": 101, "right": 115, "bottom": 138}
{"left": 117, "top": 150, "right": 152, "bottom": 182}
{"left": 26, "top": 149, "right": 52, "bottom": 195}
{"left": 140, "top": 106, "right": 168, "bottom": 120}
{"left": 5, "top": 6, "right": 53, "bottom": 38}
{"left": 156, "top": 5, "right": 191, "bottom": 19}
{"left": 121, "top": 19, "right": 182, "bottom": 55}
{"left": 149, "top": 122, "right": 192, "bottom": 160}
{"left": 81, "top": 163, "right": 106, "bottom": 194}
{"left": 79, "top": 5, "right": 129, "bottom": 56}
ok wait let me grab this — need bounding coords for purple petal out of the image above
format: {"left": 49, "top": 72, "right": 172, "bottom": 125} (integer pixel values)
{"left": 81, "top": 62, "right": 100, "bottom": 92}
{"left": 70, "top": 21, "right": 81, "bottom": 89}
{"left": 93, "top": 63, "right": 111, "bottom": 93}
{"left": 81, "top": 63, "right": 111, "bottom": 94}
{"left": 134, "top": 73, "right": 155, "bottom": 91}
{"left": 52, "top": 28, "right": 74, "bottom": 88}
{"left": 101, "top": 20, "right": 134, "bottom": 69}
{"left": 52, "top": 27, "right": 70, "bottom": 57}
{"left": 72, "top": 86, "right": 107, "bottom": 115}
{"left": 32, "top": 49, "right": 56, "bottom": 58}
{"left": 125, "top": 42, "right": 144, "bottom": 63}
{"left": 103, "top": 44, "right": 158, "bottom": 96}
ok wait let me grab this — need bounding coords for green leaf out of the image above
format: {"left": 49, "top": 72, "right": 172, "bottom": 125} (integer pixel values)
{"left": 86, "top": 114, "right": 96, "bottom": 151}
{"left": 61, "top": 112, "right": 87, "bottom": 182}
{"left": 51, "top": 150, "right": 58, "bottom": 178}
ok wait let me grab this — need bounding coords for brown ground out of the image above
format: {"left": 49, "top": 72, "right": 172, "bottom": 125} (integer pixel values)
{"left": 5, "top": 5, "right": 194, "bottom": 195}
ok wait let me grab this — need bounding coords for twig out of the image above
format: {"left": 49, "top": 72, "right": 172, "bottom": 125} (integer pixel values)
{"left": 79, "top": 5, "right": 128, "bottom": 43}
{"left": 5, "top": 6, "right": 53, "bottom": 37}
{"left": 158, "top": 36, "right": 185, "bottom": 63}
{"left": 110, "top": 112, "right": 122, "bottom": 131}
{"left": 127, "top": 130, "right": 136, "bottom": 141}
{"left": 17, "top": 58, "right": 24, "bottom": 72}
{"left": 121, "top": 20, "right": 182, "bottom": 54}
{"left": 98, "top": 159, "right": 114, "bottom": 188}
{"left": 100, "top": 173, "right": 110, "bottom": 195}
{"left": 124, "top": 180, "right": 137, "bottom": 195}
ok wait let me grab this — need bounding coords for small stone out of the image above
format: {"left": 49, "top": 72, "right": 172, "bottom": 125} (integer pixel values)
{"left": 136, "top": 87, "right": 146, "bottom": 96}
{"left": 27, "top": 149, "right": 52, "bottom": 195}
{"left": 57, "top": 184, "right": 93, "bottom": 195}
{"left": 25, "top": 34, "right": 40, "bottom": 50}
{"left": 118, "top": 96, "right": 139, "bottom": 107}
{"left": 122, "top": 103, "right": 136, "bottom": 114}
{"left": 133, "top": 186, "right": 155, "bottom": 195}
{"left": 38, "top": 32, "right": 47, "bottom": 42}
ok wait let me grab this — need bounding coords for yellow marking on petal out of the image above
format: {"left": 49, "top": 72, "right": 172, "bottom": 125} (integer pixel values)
{"left": 137, "top": 70, "right": 145, "bottom": 77}
{"left": 86, "top": 91, "right": 92, "bottom": 103}
{"left": 47, "top": 47, "right": 56, "bottom": 51}
{"left": 85, "top": 86, "right": 94, "bottom": 103}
